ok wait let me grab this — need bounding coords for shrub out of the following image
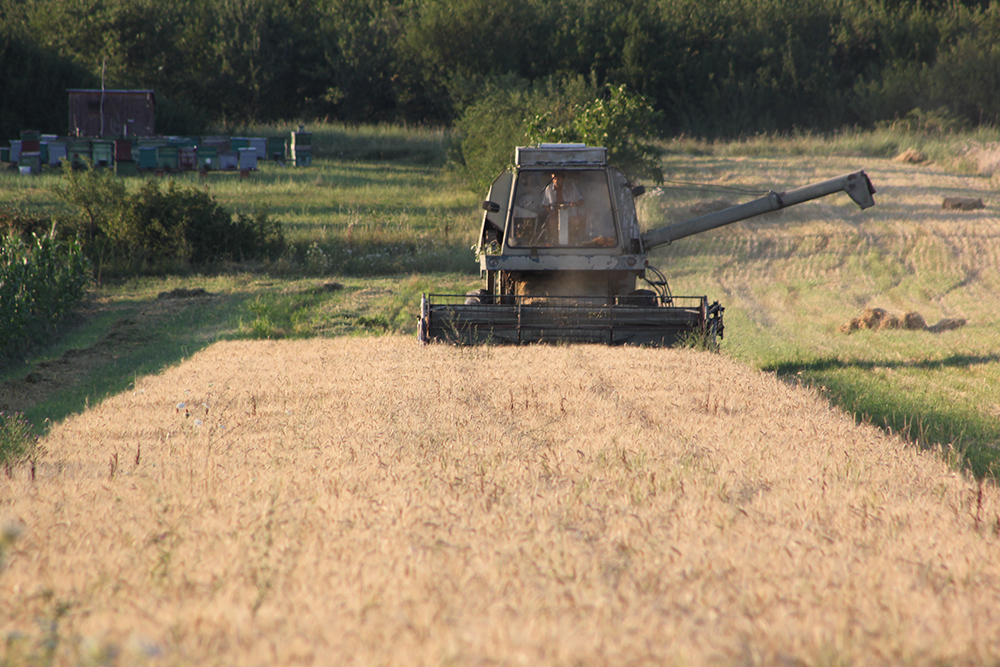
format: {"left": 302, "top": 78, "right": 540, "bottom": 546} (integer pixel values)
{"left": 452, "top": 76, "right": 597, "bottom": 194}
{"left": 53, "top": 164, "right": 286, "bottom": 275}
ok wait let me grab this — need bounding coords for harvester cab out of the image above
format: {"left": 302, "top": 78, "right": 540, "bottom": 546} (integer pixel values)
{"left": 419, "top": 143, "right": 875, "bottom": 346}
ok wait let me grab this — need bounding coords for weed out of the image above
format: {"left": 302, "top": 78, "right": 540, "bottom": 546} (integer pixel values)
{"left": 0, "top": 412, "right": 37, "bottom": 468}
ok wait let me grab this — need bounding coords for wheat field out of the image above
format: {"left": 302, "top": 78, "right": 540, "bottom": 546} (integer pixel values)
{"left": 2, "top": 336, "right": 998, "bottom": 666}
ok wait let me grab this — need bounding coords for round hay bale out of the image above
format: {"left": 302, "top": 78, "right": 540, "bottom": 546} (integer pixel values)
{"left": 942, "top": 197, "right": 985, "bottom": 211}
{"left": 877, "top": 313, "right": 903, "bottom": 330}
{"left": 903, "top": 311, "right": 927, "bottom": 330}
{"left": 838, "top": 320, "right": 860, "bottom": 334}
{"left": 927, "top": 317, "right": 967, "bottom": 333}
{"left": 894, "top": 148, "right": 927, "bottom": 163}
{"left": 859, "top": 307, "right": 888, "bottom": 329}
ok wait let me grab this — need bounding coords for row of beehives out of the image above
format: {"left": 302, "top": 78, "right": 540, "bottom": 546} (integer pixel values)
{"left": 2, "top": 130, "right": 313, "bottom": 175}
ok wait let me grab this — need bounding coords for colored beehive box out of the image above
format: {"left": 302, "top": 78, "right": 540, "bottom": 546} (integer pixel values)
{"left": 67, "top": 141, "right": 92, "bottom": 168}
{"left": 47, "top": 142, "right": 67, "bottom": 166}
{"left": 115, "top": 160, "right": 139, "bottom": 177}
{"left": 114, "top": 139, "right": 133, "bottom": 162}
{"left": 138, "top": 146, "right": 158, "bottom": 170}
{"left": 197, "top": 147, "right": 218, "bottom": 170}
{"left": 238, "top": 147, "right": 258, "bottom": 170}
{"left": 156, "top": 146, "right": 179, "bottom": 170}
{"left": 266, "top": 137, "right": 285, "bottom": 161}
{"left": 178, "top": 147, "right": 197, "bottom": 171}
{"left": 92, "top": 141, "right": 114, "bottom": 166}
{"left": 218, "top": 151, "right": 239, "bottom": 170}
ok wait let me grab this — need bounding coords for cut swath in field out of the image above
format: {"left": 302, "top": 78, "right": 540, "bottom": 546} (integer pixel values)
{"left": 2, "top": 337, "right": 998, "bottom": 666}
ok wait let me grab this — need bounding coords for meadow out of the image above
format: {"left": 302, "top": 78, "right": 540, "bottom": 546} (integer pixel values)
{"left": 1, "top": 338, "right": 998, "bottom": 666}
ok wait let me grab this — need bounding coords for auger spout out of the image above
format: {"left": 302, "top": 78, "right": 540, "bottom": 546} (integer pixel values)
{"left": 640, "top": 171, "right": 875, "bottom": 249}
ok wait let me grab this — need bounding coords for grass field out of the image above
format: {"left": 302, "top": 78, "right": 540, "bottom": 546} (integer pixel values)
{"left": 2, "top": 338, "right": 998, "bottom": 666}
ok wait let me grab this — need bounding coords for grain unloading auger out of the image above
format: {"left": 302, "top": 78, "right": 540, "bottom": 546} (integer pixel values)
{"left": 419, "top": 143, "right": 875, "bottom": 346}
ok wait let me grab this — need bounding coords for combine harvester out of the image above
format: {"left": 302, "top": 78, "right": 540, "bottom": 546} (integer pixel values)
{"left": 419, "top": 143, "right": 875, "bottom": 346}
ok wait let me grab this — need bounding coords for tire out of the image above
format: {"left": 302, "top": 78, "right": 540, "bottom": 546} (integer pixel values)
{"left": 621, "top": 289, "right": 658, "bottom": 307}
{"left": 464, "top": 289, "right": 492, "bottom": 305}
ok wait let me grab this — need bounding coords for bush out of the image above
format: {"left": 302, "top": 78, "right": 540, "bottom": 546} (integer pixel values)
{"left": 53, "top": 165, "right": 286, "bottom": 276}
{"left": 453, "top": 79, "right": 663, "bottom": 193}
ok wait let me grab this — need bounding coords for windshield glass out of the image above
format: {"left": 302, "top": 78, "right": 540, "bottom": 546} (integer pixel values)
{"left": 506, "top": 169, "right": 617, "bottom": 248}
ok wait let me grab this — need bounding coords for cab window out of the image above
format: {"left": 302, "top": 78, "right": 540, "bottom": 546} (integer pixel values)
{"left": 506, "top": 170, "right": 617, "bottom": 248}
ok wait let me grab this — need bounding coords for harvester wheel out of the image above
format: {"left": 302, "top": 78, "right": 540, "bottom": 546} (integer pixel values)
{"left": 464, "top": 289, "right": 492, "bottom": 305}
{"left": 621, "top": 289, "right": 658, "bottom": 307}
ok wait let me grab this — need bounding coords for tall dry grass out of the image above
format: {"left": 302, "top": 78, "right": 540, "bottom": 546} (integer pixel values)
{"left": 1, "top": 337, "right": 998, "bottom": 666}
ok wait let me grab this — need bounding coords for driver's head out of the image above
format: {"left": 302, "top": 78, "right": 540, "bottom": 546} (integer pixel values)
{"left": 551, "top": 172, "right": 564, "bottom": 187}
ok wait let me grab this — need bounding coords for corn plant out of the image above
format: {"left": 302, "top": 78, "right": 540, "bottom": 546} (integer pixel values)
{"left": 0, "top": 232, "right": 92, "bottom": 360}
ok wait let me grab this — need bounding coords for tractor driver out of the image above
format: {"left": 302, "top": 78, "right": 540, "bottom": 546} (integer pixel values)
{"left": 542, "top": 172, "right": 584, "bottom": 245}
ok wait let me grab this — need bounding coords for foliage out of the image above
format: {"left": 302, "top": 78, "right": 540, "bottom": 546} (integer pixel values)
{"left": 52, "top": 164, "right": 286, "bottom": 275}
{"left": 0, "top": 29, "right": 98, "bottom": 140}
{"left": 0, "top": 411, "right": 36, "bottom": 466}
{"left": 3, "top": 0, "right": 1000, "bottom": 136}
{"left": 528, "top": 84, "right": 664, "bottom": 183}
{"left": 453, "top": 76, "right": 597, "bottom": 194}
{"left": 454, "top": 81, "right": 662, "bottom": 192}
{"left": 0, "top": 231, "right": 91, "bottom": 360}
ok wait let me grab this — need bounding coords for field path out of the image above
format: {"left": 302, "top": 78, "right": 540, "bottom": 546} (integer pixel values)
{"left": 2, "top": 336, "right": 998, "bottom": 666}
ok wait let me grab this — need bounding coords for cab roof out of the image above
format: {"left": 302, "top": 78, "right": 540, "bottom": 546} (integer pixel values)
{"left": 515, "top": 144, "right": 607, "bottom": 167}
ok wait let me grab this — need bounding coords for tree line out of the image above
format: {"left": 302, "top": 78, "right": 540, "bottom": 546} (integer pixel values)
{"left": 2, "top": 0, "right": 1000, "bottom": 140}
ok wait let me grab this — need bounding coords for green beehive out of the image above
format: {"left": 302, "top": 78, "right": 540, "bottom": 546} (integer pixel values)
{"left": 20, "top": 152, "right": 42, "bottom": 175}
{"left": 115, "top": 160, "right": 138, "bottom": 177}
{"left": 92, "top": 140, "right": 114, "bottom": 166}
{"left": 67, "top": 141, "right": 92, "bottom": 168}
{"left": 266, "top": 137, "right": 286, "bottom": 161}
{"left": 138, "top": 146, "right": 158, "bottom": 170}
{"left": 197, "top": 147, "right": 218, "bottom": 170}
{"left": 230, "top": 137, "right": 250, "bottom": 150}
{"left": 0, "top": 147, "right": 8, "bottom": 162}
{"left": 157, "top": 146, "right": 179, "bottom": 170}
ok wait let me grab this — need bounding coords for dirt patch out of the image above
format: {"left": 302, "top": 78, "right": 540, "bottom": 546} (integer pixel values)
{"left": 158, "top": 287, "right": 212, "bottom": 299}
{"left": 0, "top": 294, "right": 213, "bottom": 415}
{"left": 840, "top": 307, "right": 967, "bottom": 334}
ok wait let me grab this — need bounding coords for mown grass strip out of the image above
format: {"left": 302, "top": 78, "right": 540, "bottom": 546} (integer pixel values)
{"left": 765, "top": 360, "right": 1000, "bottom": 479}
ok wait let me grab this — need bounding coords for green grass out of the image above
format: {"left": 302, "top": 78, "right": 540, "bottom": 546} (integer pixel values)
{"left": 2, "top": 124, "right": 999, "bottom": 478}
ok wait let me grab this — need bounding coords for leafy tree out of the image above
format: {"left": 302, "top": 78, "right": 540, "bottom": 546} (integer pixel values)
{"left": 528, "top": 84, "right": 663, "bottom": 182}
{"left": 0, "top": 30, "right": 97, "bottom": 139}
{"left": 453, "top": 76, "right": 596, "bottom": 194}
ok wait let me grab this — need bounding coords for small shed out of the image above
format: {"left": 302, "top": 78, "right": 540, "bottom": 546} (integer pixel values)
{"left": 67, "top": 89, "right": 155, "bottom": 137}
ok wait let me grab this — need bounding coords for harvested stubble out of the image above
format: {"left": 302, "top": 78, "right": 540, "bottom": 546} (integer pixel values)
{"left": 2, "top": 337, "right": 999, "bottom": 666}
